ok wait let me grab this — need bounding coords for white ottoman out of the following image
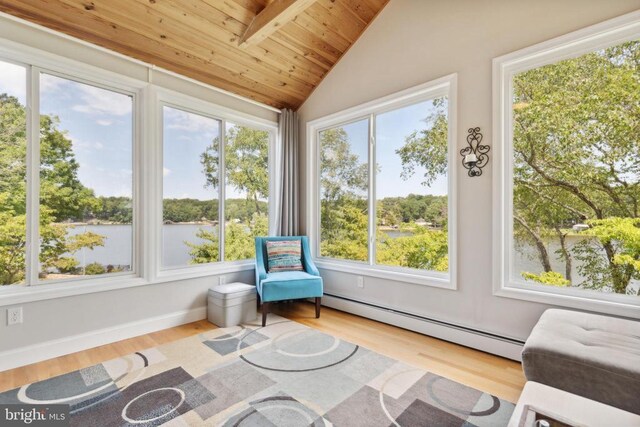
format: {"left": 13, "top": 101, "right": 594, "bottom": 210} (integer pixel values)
{"left": 207, "top": 283, "right": 257, "bottom": 327}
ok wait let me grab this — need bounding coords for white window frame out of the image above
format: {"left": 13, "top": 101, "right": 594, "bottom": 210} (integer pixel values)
{"left": 0, "top": 36, "right": 278, "bottom": 306}
{"left": 154, "top": 88, "right": 277, "bottom": 281}
{"left": 492, "top": 10, "right": 640, "bottom": 318}
{"left": 0, "top": 40, "right": 145, "bottom": 290}
{"left": 306, "top": 74, "right": 458, "bottom": 289}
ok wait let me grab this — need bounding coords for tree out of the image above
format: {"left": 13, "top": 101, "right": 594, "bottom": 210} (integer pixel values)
{"left": 396, "top": 97, "right": 448, "bottom": 188}
{"left": 0, "top": 94, "right": 104, "bottom": 285}
{"left": 511, "top": 40, "right": 639, "bottom": 294}
{"left": 319, "top": 127, "right": 369, "bottom": 261}
{"left": 189, "top": 125, "right": 270, "bottom": 264}
{"left": 201, "top": 126, "right": 269, "bottom": 214}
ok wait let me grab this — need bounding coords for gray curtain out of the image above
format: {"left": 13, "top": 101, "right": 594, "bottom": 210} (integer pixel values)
{"left": 277, "top": 108, "right": 299, "bottom": 236}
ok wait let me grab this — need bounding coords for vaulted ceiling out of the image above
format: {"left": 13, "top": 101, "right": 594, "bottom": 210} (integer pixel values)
{"left": 0, "top": 0, "right": 389, "bottom": 109}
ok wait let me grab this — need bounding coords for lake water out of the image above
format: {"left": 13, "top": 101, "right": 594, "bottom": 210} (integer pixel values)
{"left": 66, "top": 224, "right": 218, "bottom": 268}
{"left": 66, "top": 225, "right": 638, "bottom": 293}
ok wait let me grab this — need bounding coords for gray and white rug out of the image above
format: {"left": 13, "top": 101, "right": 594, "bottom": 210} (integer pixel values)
{"left": 0, "top": 315, "right": 514, "bottom": 426}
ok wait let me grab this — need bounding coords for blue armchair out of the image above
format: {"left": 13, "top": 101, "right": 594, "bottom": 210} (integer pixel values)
{"left": 255, "top": 236, "right": 323, "bottom": 326}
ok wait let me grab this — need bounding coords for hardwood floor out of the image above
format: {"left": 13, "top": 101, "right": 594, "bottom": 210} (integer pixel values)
{"left": 0, "top": 302, "right": 526, "bottom": 402}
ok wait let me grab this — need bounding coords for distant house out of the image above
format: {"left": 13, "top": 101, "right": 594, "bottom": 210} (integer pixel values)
{"left": 415, "top": 218, "right": 432, "bottom": 227}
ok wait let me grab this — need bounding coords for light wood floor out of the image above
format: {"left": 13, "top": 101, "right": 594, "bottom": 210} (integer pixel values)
{"left": 0, "top": 302, "right": 526, "bottom": 402}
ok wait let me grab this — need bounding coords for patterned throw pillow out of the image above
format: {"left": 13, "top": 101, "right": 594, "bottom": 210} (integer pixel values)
{"left": 266, "top": 240, "right": 304, "bottom": 273}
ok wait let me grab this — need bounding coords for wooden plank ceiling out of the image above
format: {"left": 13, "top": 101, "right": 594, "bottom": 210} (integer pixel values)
{"left": 0, "top": 0, "right": 389, "bottom": 110}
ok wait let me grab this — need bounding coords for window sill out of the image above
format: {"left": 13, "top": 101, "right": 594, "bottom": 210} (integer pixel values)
{"left": 495, "top": 283, "right": 640, "bottom": 319}
{"left": 0, "top": 262, "right": 256, "bottom": 307}
{"left": 315, "top": 259, "right": 455, "bottom": 290}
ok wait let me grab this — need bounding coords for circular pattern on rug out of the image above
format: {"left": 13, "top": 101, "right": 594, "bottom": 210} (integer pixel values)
{"left": 426, "top": 376, "right": 501, "bottom": 417}
{"left": 17, "top": 352, "right": 148, "bottom": 406}
{"left": 239, "top": 321, "right": 359, "bottom": 372}
{"left": 222, "top": 396, "right": 328, "bottom": 427}
{"left": 121, "top": 387, "right": 186, "bottom": 424}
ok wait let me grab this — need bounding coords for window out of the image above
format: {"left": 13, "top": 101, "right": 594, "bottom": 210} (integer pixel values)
{"left": 0, "top": 37, "right": 277, "bottom": 303}
{"left": 162, "top": 106, "right": 221, "bottom": 268}
{"left": 375, "top": 99, "right": 449, "bottom": 272}
{"left": 0, "top": 60, "right": 27, "bottom": 286}
{"left": 39, "top": 74, "right": 134, "bottom": 280}
{"left": 0, "top": 58, "right": 137, "bottom": 287}
{"left": 160, "top": 99, "right": 272, "bottom": 269}
{"left": 224, "top": 122, "right": 270, "bottom": 262}
{"left": 319, "top": 118, "right": 369, "bottom": 262}
{"left": 494, "top": 14, "right": 640, "bottom": 310}
{"left": 311, "top": 76, "right": 456, "bottom": 287}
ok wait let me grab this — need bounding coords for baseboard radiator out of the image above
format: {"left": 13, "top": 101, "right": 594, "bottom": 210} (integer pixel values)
{"left": 322, "top": 293, "right": 525, "bottom": 361}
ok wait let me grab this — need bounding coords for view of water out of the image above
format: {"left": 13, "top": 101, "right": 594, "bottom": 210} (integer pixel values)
{"left": 66, "top": 224, "right": 218, "bottom": 268}
{"left": 66, "top": 225, "right": 638, "bottom": 293}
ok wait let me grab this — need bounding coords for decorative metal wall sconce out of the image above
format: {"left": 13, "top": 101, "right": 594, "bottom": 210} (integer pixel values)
{"left": 460, "top": 127, "right": 490, "bottom": 177}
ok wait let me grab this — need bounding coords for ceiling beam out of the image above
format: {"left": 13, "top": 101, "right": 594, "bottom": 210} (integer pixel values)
{"left": 239, "top": 0, "right": 317, "bottom": 48}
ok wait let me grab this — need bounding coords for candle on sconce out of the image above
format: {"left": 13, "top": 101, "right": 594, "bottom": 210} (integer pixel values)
{"left": 464, "top": 153, "right": 478, "bottom": 165}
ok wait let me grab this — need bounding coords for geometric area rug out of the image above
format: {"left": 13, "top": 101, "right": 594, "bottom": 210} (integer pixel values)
{"left": 0, "top": 315, "right": 515, "bottom": 426}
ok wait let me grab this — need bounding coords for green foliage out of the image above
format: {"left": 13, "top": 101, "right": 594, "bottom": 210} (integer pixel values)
{"left": 319, "top": 126, "right": 369, "bottom": 261}
{"left": 377, "top": 228, "right": 448, "bottom": 271}
{"left": 396, "top": 97, "right": 448, "bottom": 187}
{"left": 522, "top": 271, "right": 571, "bottom": 287}
{"left": 94, "top": 197, "right": 132, "bottom": 223}
{"left": 200, "top": 125, "right": 269, "bottom": 214}
{"left": 510, "top": 40, "right": 640, "bottom": 294}
{"left": 187, "top": 213, "right": 268, "bottom": 264}
{"left": 573, "top": 218, "right": 640, "bottom": 294}
{"left": 187, "top": 125, "right": 270, "bottom": 262}
{"left": 84, "top": 262, "right": 106, "bottom": 275}
{"left": 0, "top": 94, "right": 105, "bottom": 284}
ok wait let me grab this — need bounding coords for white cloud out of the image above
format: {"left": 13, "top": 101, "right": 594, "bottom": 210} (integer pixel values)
{"left": 94, "top": 142, "right": 104, "bottom": 150}
{"left": 96, "top": 119, "right": 113, "bottom": 126}
{"left": 68, "top": 84, "right": 132, "bottom": 117}
{"left": 163, "top": 167, "right": 172, "bottom": 177}
{"left": 0, "top": 61, "right": 27, "bottom": 103}
{"left": 40, "top": 74, "right": 67, "bottom": 95}
{"left": 164, "top": 107, "right": 219, "bottom": 137}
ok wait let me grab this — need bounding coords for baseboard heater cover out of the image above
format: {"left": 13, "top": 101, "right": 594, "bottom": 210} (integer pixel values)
{"left": 322, "top": 293, "right": 525, "bottom": 361}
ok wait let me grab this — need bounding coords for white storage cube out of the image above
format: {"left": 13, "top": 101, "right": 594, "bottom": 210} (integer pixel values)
{"left": 207, "top": 282, "right": 257, "bottom": 327}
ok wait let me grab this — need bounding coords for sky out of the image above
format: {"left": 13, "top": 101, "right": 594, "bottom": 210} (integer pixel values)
{"left": 163, "top": 108, "right": 247, "bottom": 200}
{"left": 336, "top": 99, "right": 448, "bottom": 199}
{"left": 0, "top": 60, "right": 247, "bottom": 202}
{"left": 1, "top": 59, "right": 446, "bottom": 202}
{"left": 0, "top": 60, "right": 133, "bottom": 198}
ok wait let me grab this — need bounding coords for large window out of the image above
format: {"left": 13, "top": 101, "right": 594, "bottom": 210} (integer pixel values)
{"left": 494, "top": 15, "right": 640, "bottom": 309}
{"left": 161, "top": 102, "right": 272, "bottom": 268}
{"left": 0, "top": 60, "right": 136, "bottom": 287}
{"left": 39, "top": 74, "right": 133, "bottom": 280}
{"left": 312, "top": 77, "right": 456, "bottom": 286}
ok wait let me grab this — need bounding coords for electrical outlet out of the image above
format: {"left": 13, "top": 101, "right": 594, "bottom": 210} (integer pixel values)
{"left": 357, "top": 276, "right": 364, "bottom": 288}
{"left": 219, "top": 276, "right": 226, "bottom": 285}
{"left": 7, "top": 307, "right": 22, "bottom": 325}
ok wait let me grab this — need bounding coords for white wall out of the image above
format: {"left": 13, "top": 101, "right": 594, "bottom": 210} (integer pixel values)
{"left": 298, "top": 0, "right": 640, "bottom": 341}
{"left": 0, "top": 14, "right": 274, "bottom": 366}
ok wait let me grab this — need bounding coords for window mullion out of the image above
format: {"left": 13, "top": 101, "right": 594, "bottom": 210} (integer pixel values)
{"left": 219, "top": 120, "right": 226, "bottom": 263}
{"left": 368, "top": 114, "right": 376, "bottom": 266}
{"left": 25, "top": 66, "right": 40, "bottom": 286}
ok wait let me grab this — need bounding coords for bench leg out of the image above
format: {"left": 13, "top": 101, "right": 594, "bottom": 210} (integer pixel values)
{"left": 262, "top": 302, "right": 270, "bottom": 327}
{"left": 315, "top": 297, "right": 321, "bottom": 319}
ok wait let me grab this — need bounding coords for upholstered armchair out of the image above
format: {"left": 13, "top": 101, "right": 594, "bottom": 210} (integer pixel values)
{"left": 254, "top": 236, "right": 323, "bottom": 327}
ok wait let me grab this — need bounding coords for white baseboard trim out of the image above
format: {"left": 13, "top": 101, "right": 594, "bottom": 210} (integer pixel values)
{"left": 0, "top": 306, "right": 207, "bottom": 372}
{"left": 322, "top": 295, "right": 524, "bottom": 361}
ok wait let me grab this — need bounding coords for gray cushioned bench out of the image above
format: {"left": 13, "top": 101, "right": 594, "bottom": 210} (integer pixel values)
{"left": 522, "top": 309, "right": 640, "bottom": 415}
